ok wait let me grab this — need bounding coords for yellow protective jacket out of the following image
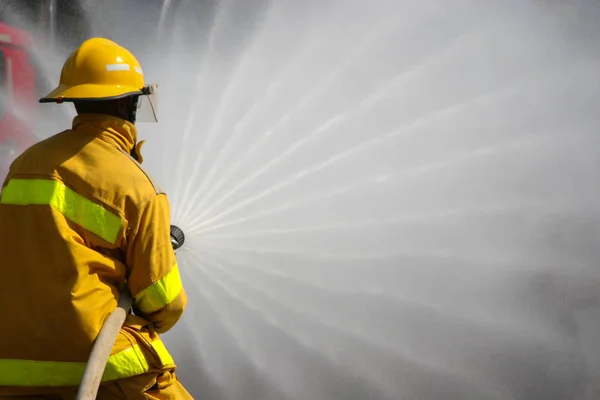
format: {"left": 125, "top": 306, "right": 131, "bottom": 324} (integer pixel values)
{"left": 0, "top": 114, "right": 187, "bottom": 391}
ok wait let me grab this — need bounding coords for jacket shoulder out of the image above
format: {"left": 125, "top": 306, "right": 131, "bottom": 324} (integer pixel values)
{"left": 118, "top": 149, "right": 164, "bottom": 195}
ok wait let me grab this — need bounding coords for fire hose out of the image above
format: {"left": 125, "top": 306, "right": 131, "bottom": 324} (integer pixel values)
{"left": 76, "top": 225, "right": 185, "bottom": 400}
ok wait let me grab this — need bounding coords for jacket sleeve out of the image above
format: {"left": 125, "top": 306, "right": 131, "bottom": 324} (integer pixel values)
{"left": 125, "top": 192, "right": 188, "bottom": 333}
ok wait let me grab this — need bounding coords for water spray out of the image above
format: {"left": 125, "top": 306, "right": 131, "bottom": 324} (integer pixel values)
{"left": 24, "top": 0, "right": 600, "bottom": 398}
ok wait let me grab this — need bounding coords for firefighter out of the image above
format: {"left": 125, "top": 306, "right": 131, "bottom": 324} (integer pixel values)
{"left": 0, "top": 37, "right": 192, "bottom": 399}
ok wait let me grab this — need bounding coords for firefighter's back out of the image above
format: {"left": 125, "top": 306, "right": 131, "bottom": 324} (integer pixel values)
{"left": 0, "top": 115, "right": 158, "bottom": 388}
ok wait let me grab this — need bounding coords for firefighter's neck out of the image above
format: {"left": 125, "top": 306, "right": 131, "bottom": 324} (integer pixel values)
{"left": 73, "top": 113, "right": 138, "bottom": 154}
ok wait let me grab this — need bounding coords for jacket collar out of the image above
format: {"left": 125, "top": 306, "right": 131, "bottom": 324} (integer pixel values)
{"left": 72, "top": 114, "right": 138, "bottom": 154}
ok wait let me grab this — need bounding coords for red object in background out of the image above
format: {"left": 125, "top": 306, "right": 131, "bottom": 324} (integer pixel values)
{"left": 0, "top": 22, "right": 36, "bottom": 181}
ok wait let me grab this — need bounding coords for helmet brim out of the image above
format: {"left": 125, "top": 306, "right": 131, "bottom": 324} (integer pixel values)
{"left": 39, "top": 83, "right": 143, "bottom": 103}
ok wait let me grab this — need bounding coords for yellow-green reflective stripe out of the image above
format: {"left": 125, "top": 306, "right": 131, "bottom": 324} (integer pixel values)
{"left": 0, "top": 340, "right": 174, "bottom": 387}
{"left": 135, "top": 264, "right": 183, "bottom": 314}
{"left": 102, "top": 344, "right": 149, "bottom": 381}
{"left": 0, "top": 178, "right": 122, "bottom": 244}
{"left": 151, "top": 339, "right": 175, "bottom": 366}
{"left": 0, "top": 359, "right": 86, "bottom": 387}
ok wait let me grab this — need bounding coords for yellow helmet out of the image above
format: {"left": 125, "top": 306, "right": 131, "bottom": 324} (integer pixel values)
{"left": 40, "top": 37, "right": 158, "bottom": 121}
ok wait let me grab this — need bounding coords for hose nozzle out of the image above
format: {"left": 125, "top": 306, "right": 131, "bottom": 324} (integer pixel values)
{"left": 170, "top": 225, "right": 185, "bottom": 250}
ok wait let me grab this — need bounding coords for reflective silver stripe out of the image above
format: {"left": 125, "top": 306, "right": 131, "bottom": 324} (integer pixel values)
{"left": 106, "top": 63, "right": 131, "bottom": 71}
